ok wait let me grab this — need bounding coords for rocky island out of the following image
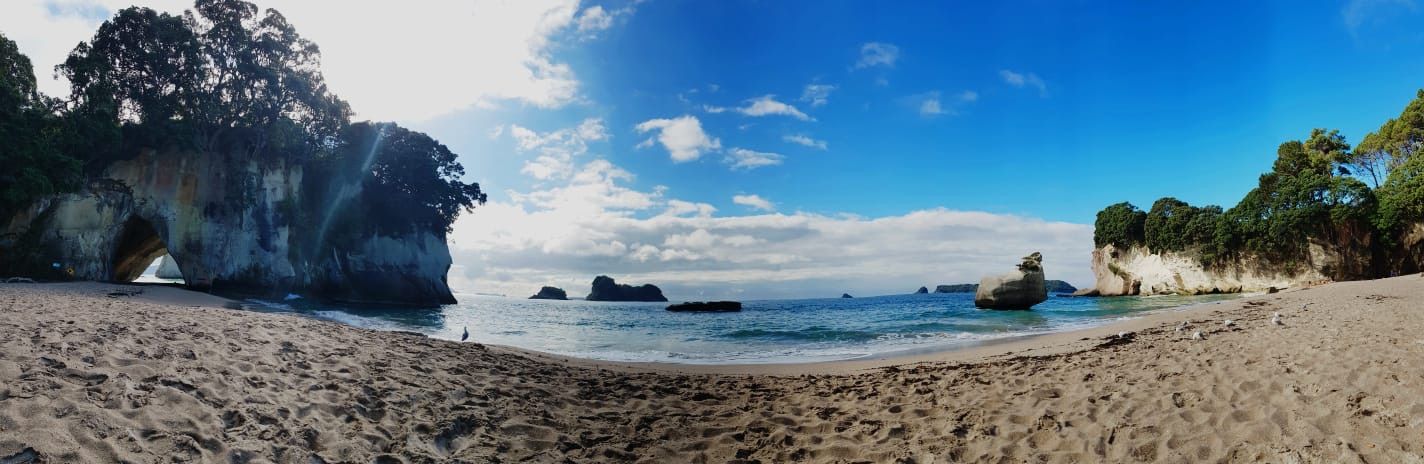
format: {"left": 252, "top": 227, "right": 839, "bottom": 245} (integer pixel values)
{"left": 586, "top": 275, "right": 667, "bottom": 302}
{"left": 529, "top": 286, "right": 569, "bottom": 300}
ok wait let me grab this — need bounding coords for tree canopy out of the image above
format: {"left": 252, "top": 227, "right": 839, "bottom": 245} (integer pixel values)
{"left": 0, "top": 33, "right": 82, "bottom": 220}
{"left": 3, "top": 0, "right": 482, "bottom": 237}
{"left": 59, "top": 0, "right": 351, "bottom": 156}
{"left": 1094, "top": 103, "right": 1416, "bottom": 271}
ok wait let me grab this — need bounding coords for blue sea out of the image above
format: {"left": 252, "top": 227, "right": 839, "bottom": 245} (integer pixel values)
{"left": 240, "top": 291, "right": 1241, "bottom": 364}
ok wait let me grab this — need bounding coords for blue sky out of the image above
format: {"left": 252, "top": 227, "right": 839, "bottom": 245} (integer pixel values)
{"left": 419, "top": 0, "right": 1424, "bottom": 223}
{"left": 6, "top": 0, "right": 1424, "bottom": 299}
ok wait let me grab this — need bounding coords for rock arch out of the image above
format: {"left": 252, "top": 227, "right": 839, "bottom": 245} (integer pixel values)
{"left": 109, "top": 215, "right": 175, "bottom": 283}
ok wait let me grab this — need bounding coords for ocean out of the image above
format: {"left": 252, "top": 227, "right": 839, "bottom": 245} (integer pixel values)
{"left": 239, "top": 291, "right": 1242, "bottom": 364}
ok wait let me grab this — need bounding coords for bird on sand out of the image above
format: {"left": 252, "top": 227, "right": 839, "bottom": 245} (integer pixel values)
{"left": 461, "top": 326, "right": 469, "bottom": 342}
{"left": 1175, "top": 321, "right": 1188, "bottom": 332}
{"left": 1192, "top": 331, "right": 1204, "bottom": 340}
{"left": 1271, "top": 312, "right": 1283, "bottom": 326}
{"left": 1223, "top": 319, "right": 1235, "bottom": 327}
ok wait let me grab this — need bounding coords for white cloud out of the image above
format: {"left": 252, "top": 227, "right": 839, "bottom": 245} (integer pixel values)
{"left": 449, "top": 119, "right": 1095, "bottom": 300}
{"left": 0, "top": 0, "right": 628, "bottom": 122}
{"left": 635, "top": 115, "right": 721, "bottom": 162}
{"left": 909, "top": 90, "right": 977, "bottom": 117}
{"left": 782, "top": 134, "right": 827, "bottom": 150}
{"left": 801, "top": 83, "right": 835, "bottom": 107}
{"left": 663, "top": 200, "right": 717, "bottom": 218}
{"left": 705, "top": 95, "right": 812, "bottom": 121}
{"left": 503, "top": 117, "right": 608, "bottom": 180}
{"left": 855, "top": 42, "right": 899, "bottom": 69}
{"left": 725, "top": 148, "right": 785, "bottom": 171}
{"left": 733, "top": 194, "right": 775, "bottom": 212}
{"left": 575, "top": 5, "right": 612, "bottom": 33}
{"left": 1000, "top": 69, "right": 1048, "bottom": 97}
{"left": 919, "top": 95, "right": 945, "bottom": 116}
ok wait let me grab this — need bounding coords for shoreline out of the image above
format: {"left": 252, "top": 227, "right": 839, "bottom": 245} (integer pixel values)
{"left": 253, "top": 284, "right": 1247, "bottom": 372}
{"left": 133, "top": 280, "right": 1256, "bottom": 375}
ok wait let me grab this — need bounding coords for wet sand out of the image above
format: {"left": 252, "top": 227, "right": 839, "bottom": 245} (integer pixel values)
{"left": 2, "top": 277, "right": 1423, "bottom": 462}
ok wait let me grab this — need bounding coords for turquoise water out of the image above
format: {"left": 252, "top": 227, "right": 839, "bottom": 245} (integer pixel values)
{"left": 243, "top": 291, "right": 1241, "bottom": 364}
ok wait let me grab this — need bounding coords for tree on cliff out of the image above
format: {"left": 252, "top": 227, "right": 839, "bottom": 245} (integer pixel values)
{"left": 1093, "top": 202, "right": 1146, "bottom": 248}
{"left": 308, "top": 123, "right": 487, "bottom": 236}
{"left": 59, "top": 0, "right": 351, "bottom": 157}
{"left": 0, "top": 33, "right": 82, "bottom": 220}
{"left": 1352, "top": 90, "right": 1424, "bottom": 189}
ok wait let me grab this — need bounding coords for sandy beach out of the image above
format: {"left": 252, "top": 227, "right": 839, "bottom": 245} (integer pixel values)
{"left": 3, "top": 278, "right": 1424, "bottom": 463}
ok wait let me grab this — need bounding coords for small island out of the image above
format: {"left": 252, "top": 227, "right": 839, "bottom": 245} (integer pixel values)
{"left": 529, "top": 286, "right": 569, "bottom": 300}
{"left": 586, "top": 275, "right": 667, "bottom": 302}
{"left": 915, "top": 286, "right": 929, "bottom": 294}
{"left": 666, "top": 301, "right": 742, "bottom": 312}
{"left": 841, "top": 293, "right": 854, "bottom": 298}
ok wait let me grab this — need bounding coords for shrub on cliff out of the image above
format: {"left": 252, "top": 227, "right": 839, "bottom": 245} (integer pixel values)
{"left": 1093, "top": 202, "right": 1146, "bottom": 248}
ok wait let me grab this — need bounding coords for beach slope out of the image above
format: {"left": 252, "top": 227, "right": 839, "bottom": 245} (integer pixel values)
{"left": 2, "top": 278, "right": 1424, "bottom": 462}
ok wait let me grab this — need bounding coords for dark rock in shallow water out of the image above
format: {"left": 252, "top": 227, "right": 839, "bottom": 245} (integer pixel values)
{"left": 841, "top": 293, "right": 854, "bottom": 299}
{"left": 529, "top": 286, "right": 569, "bottom": 300}
{"left": 1071, "top": 288, "right": 1101, "bottom": 297}
{"left": 666, "top": 301, "right": 741, "bottom": 312}
{"left": 915, "top": 286, "right": 929, "bottom": 294}
{"left": 586, "top": 275, "right": 667, "bottom": 302}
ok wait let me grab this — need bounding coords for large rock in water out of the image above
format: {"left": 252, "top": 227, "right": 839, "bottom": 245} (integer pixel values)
{"left": 529, "top": 286, "right": 568, "bottom": 300}
{"left": 0, "top": 148, "right": 457, "bottom": 306}
{"left": 155, "top": 255, "right": 182, "bottom": 279}
{"left": 586, "top": 275, "right": 667, "bottom": 302}
{"left": 974, "top": 252, "right": 1049, "bottom": 310}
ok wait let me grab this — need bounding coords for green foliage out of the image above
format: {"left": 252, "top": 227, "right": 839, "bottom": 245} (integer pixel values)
{"left": 307, "top": 122, "right": 487, "bottom": 237}
{"left": 1354, "top": 90, "right": 1424, "bottom": 188}
{"left": 1093, "top": 202, "right": 1146, "bottom": 248}
{"left": 1139, "top": 196, "right": 1218, "bottom": 251}
{"left": 58, "top": 0, "right": 351, "bottom": 158}
{"left": 1375, "top": 152, "right": 1424, "bottom": 235}
{"left": 0, "top": 33, "right": 83, "bottom": 220}
{"left": 5, "top": 0, "right": 486, "bottom": 250}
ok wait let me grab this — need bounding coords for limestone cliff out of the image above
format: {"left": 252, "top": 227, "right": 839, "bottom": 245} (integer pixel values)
{"left": 0, "top": 148, "right": 457, "bottom": 306}
{"left": 1088, "top": 244, "right": 1334, "bottom": 296}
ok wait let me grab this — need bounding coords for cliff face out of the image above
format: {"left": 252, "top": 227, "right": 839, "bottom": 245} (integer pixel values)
{"left": 0, "top": 148, "right": 456, "bottom": 306}
{"left": 1089, "top": 244, "right": 1334, "bottom": 296}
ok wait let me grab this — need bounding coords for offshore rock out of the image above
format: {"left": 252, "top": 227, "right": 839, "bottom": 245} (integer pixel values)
{"left": 974, "top": 252, "right": 1049, "bottom": 310}
{"left": 529, "top": 286, "right": 569, "bottom": 300}
{"left": 586, "top": 275, "right": 667, "bottom": 302}
{"left": 666, "top": 301, "right": 741, "bottom": 312}
{"left": 155, "top": 255, "right": 182, "bottom": 279}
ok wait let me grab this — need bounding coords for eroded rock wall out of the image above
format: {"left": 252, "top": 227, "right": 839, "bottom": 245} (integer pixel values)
{"left": 1, "top": 148, "right": 456, "bottom": 306}
{"left": 1090, "top": 244, "right": 1333, "bottom": 296}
